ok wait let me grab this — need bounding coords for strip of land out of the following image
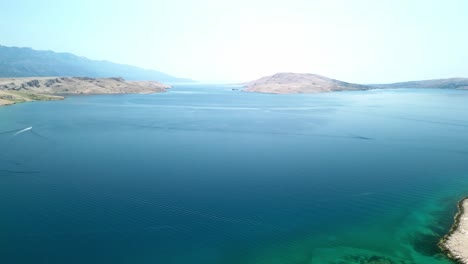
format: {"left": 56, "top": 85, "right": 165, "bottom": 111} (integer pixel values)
{"left": 439, "top": 197, "right": 468, "bottom": 264}
{"left": 0, "top": 89, "right": 63, "bottom": 105}
{"left": 243, "top": 73, "right": 468, "bottom": 94}
{"left": 0, "top": 77, "right": 170, "bottom": 106}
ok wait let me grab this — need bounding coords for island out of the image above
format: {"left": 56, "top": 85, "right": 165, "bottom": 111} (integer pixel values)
{"left": 0, "top": 77, "right": 170, "bottom": 106}
{"left": 243, "top": 73, "right": 371, "bottom": 94}
{"left": 243, "top": 73, "right": 468, "bottom": 94}
{"left": 439, "top": 197, "right": 468, "bottom": 264}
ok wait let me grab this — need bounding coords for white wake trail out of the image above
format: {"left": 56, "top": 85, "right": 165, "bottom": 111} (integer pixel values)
{"left": 14, "top": 127, "right": 32, "bottom": 136}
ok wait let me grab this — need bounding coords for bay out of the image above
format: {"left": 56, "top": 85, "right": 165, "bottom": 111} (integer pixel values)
{"left": 1, "top": 85, "right": 468, "bottom": 264}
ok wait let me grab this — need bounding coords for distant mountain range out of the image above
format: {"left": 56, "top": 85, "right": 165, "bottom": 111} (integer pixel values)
{"left": 0, "top": 45, "right": 192, "bottom": 83}
{"left": 244, "top": 73, "right": 468, "bottom": 94}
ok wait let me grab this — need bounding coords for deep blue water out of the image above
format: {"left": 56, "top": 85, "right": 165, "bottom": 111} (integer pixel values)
{"left": 1, "top": 85, "right": 468, "bottom": 264}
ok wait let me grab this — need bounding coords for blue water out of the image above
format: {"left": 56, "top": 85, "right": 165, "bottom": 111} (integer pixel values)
{"left": 1, "top": 85, "right": 468, "bottom": 264}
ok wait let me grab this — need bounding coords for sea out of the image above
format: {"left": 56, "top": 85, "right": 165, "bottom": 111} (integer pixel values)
{"left": 1, "top": 85, "right": 468, "bottom": 264}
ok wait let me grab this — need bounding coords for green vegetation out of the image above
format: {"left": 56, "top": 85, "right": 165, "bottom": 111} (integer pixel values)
{"left": 0, "top": 90, "right": 63, "bottom": 106}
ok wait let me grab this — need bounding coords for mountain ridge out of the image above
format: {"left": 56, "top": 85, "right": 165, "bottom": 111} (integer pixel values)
{"left": 0, "top": 45, "right": 192, "bottom": 83}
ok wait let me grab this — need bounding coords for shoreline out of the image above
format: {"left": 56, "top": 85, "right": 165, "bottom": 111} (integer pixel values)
{"left": 0, "top": 91, "right": 169, "bottom": 107}
{"left": 0, "top": 77, "right": 170, "bottom": 106}
{"left": 0, "top": 90, "right": 171, "bottom": 107}
{"left": 0, "top": 90, "right": 64, "bottom": 106}
{"left": 439, "top": 197, "right": 468, "bottom": 264}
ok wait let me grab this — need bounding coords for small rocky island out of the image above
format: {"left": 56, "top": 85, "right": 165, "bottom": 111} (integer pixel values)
{"left": 0, "top": 77, "right": 170, "bottom": 106}
{"left": 439, "top": 197, "right": 468, "bottom": 264}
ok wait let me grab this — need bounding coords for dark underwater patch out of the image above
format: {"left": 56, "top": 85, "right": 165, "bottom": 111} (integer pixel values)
{"left": 332, "top": 254, "right": 413, "bottom": 264}
{"left": 410, "top": 232, "right": 442, "bottom": 256}
{"left": 408, "top": 200, "right": 458, "bottom": 258}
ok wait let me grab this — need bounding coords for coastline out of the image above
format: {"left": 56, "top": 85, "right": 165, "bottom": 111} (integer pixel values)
{"left": 0, "top": 90, "right": 64, "bottom": 106}
{"left": 0, "top": 77, "right": 171, "bottom": 107}
{"left": 439, "top": 197, "right": 468, "bottom": 264}
{"left": 0, "top": 91, "right": 168, "bottom": 107}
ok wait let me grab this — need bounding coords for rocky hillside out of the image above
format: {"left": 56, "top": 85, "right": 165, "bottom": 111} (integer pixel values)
{"left": 244, "top": 73, "right": 371, "bottom": 94}
{"left": 0, "top": 77, "right": 170, "bottom": 105}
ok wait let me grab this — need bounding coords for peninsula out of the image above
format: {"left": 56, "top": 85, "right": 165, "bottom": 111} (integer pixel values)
{"left": 439, "top": 197, "right": 468, "bottom": 264}
{"left": 0, "top": 77, "right": 170, "bottom": 106}
{"left": 372, "top": 78, "right": 468, "bottom": 90}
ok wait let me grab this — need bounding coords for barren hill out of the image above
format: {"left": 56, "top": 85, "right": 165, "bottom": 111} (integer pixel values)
{"left": 244, "top": 73, "right": 371, "bottom": 94}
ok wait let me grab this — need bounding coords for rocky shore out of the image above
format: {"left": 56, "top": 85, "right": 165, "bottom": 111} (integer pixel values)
{"left": 439, "top": 197, "right": 468, "bottom": 264}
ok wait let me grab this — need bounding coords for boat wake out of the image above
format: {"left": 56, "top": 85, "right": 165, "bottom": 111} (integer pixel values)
{"left": 13, "top": 127, "right": 32, "bottom": 136}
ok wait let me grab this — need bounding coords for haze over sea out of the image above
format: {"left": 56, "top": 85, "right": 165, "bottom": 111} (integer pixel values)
{"left": 1, "top": 85, "right": 468, "bottom": 264}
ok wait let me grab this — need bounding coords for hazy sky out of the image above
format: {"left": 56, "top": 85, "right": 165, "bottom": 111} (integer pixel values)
{"left": 2, "top": 0, "right": 467, "bottom": 83}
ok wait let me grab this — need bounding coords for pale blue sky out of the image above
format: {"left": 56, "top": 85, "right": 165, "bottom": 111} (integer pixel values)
{"left": 1, "top": 0, "right": 467, "bottom": 83}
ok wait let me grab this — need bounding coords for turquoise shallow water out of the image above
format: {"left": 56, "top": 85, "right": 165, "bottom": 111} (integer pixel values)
{"left": 1, "top": 85, "right": 468, "bottom": 264}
